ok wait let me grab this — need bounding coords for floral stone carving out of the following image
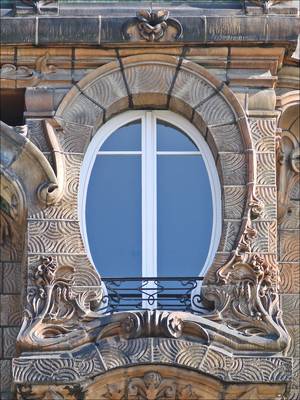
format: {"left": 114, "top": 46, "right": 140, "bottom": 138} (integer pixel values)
{"left": 123, "top": 9, "right": 183, "bottom": 42}
{"left": 104, "top": 371, "right": 200, "bottom": 400}
{"left": 17, "top": 256, "right": 103, "bottom": 351}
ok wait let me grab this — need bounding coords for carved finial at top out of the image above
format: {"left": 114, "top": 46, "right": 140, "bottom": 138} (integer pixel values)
{"left": 123, "top": 9, "right": 183, "bottom": 42}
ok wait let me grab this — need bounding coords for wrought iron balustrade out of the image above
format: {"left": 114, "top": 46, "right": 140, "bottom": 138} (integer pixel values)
{"left": 99, "top": 276, "right": 205, "bottom": 313}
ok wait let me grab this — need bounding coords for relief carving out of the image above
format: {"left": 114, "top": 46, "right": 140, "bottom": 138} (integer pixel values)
{"left": 202, "top": 187, "right": 289, "bottom": 347}
{"left": 123, "top": 9, "right": 183, "bottom": 42}
{"left": 103, "top": 372, "right": 201, "bottom": 400}
{"left": 18, "top": 256, "right": 103, "bottom": 351}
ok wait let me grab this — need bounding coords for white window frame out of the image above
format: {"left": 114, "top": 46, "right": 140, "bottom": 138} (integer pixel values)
{"left": 78, "top": 110, "right": 221, "bottom": 279}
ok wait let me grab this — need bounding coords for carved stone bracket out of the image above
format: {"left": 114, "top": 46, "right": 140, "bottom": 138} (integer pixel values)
{"left": 123, "top": 9, "right": 183, "bottom": 42}
{"left": 17, "top": 256, "right": 103, "bottom": 352}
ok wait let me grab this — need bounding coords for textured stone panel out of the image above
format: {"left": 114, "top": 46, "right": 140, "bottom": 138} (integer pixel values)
{"left": 223, "top": 186, "right": 246, "bottom": 220}
{"left": 0, "top": 17, "right": 35, "bottom": 44}
{"left": 171, "top": 69, "right": 215, "bottom": 107}
{"left": 209, "top": 123, "right": 244, "bottom": 153}
{"left": 249, "top": 118, "right": 276, "bottom": 153}
{"left": 83, "top": 70, "right": 127, "bottom": 110}
{"left": 252, "top": 221, "right": 277, "bottom": 254}
{"left": 31, "top": 154, "right": 83, "bottom": 220}
{"left": 0, "top": 360, "right": 12, "bottom": 392}
{"left": 255, "top": 186, "right": 276, "bottom": 221}
{"left": 27, "top": 119, "right": 51, "bottom": 153}
{"left": 279, "top": 201, "right": 300, "bottom": 230}
{"left": 195, "top": 94, "right": 235, "bottom": 127}
{"left": 3, "top": 327, "right": 19, "bottom": 358}
{"left": 281, "top": 295, "right": 300, "bottom": 326}
{"left": 218, "top": 153, "right": 247, "bottom": 185}
{"left": 287, "top": 326, "right": 300, "bottom": 358}
{"left": 279, "top": 230, "right": 300, "bottom": 262}
{"left": 38, "top": 17, "right": 100, "bottom": 45}
{"left": 124, "top": 63, "right": 176, "bottom": 97}
{"left": 206, "top": 16, "right": 267, "bottom": 42}
{"left": 62, "top": 93, "right": 104, "bottom": 127}
{"left": 218, "top": 220, "right": 241, "bottom": 252}
{"left": 256, "top": 152, "right": 276, "bottom": 186}
{"left": 279, "top": 263, "right": 300, "bottom": 294}
{"left": 27, "top": 220, "right": 85, "bottom": 255}
{"left": 0, "top": 295, "right": 22, "bottom": 326}
{"left": 2, "top": 263, "right": 22, "bottom": 294}
{"left": 57, "top": 120, "right": 94, "bottom": 153}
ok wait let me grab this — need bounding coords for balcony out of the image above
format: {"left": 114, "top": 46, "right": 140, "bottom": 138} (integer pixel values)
{"left": 100, "top": 276, "right": 205, "bottom": 313}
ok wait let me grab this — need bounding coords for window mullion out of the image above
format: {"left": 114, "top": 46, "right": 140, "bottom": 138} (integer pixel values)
{"left": 142, "top": 111, "right": 157, "bottom": 278}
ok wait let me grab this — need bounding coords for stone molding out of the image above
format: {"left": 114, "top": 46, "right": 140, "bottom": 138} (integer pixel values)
{"left": 13, "top": 336, "right": 292, "bottom": 385}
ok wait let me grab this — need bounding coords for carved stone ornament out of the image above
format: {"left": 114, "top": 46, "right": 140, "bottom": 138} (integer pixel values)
{"left": 104, "top": 371, "right": 201, "bottom": 400}
{"left": 123, "top": 9, "right": 183, "bottom": 42}
{"left": 17, "top": 256, "right": 103, "bottom": 351}
{"left": 244, "top": 0, "right": 286, "bottom": 12}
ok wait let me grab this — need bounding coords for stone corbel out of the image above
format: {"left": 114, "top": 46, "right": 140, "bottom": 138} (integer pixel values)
{"left": 0, "top": 120, "right": 64, "bottom": 212}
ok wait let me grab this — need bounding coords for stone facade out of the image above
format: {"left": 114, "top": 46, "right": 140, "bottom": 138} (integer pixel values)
{"left": 0, "top": 1, "right": 299, "bottom": 399}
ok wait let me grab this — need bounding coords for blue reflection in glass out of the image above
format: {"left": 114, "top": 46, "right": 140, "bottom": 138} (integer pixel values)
{"left": 157, "top": 120, "right": 198, "bottom": 151}
{"left": 86, "top": 156, "right": 142, "bottom": 277}
{"left": 157, "top": 155, "right": 212, "bottom": 277}
{"left": 100, "top": 120, "right": 141, "bottom": 151}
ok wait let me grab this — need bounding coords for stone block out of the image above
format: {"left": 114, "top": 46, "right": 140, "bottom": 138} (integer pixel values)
{"left": 27, "top": 220, "right": 85, "bottom": 255}
{"left": 2, "top": 263, "right": 22, "bottom": 294}
{"left": 56, "top": 120, "right": 94, "bottom": 154}
{"left": 218, "top": 153, "right": 247, "bottom": 186}
{"left": 251, "top": 221, "right": 277, "bottom": 254}
{"left": 0, "top": 295, "right": 22, "bottom": 326}
{"left": 279, "top": 263, "right": 300, "bottom": 294}
{"left": 287, "top": 326, "right": 300, "bottom": 358}
{"left": 279, "top": 230, "right": 300, "bottom": 262}
{"left": 223, "top": 186, "right": 247, "bottom": 220}
{"left": 281, "top": 294, "right": 300, "bottom": 326}
{"left": 209, "top": 123, "right": 244, "bottom": 153}
{"left": 195, "top": 94, "right": 235, "bottom": 127}
{"left": 0, "top": 360, "right": 12, "bottom": 392}
{"left": 256, "top": 152, "right": 276, "bottom": 186}
{"left": 249, "top": 118, "right": 276, "bottom": 152}
{"left": 3, "top": 327, "right": 19, "bottom": 358}
{"left": 38, "top": 16, "right": 100, "bottom": 45}
{"left": 171, "top": 67, "right": 215, "bottom": 108}
{"left": 0, "top": 17, "right": 35, "bottom": 44}
{"left": 218, "top": 220, "right": 241, "bottom": 252}
{"left": 255, "top": 186, "right": 276, "bottom": 221}
{"left": 207, "top": 16, "right": 267, "bottom": 42}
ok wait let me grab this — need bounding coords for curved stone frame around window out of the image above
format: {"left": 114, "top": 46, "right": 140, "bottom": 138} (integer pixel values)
{"left": 78, "top": 110, "right": 222, "bottom": 280}
{"left": 12, "top": 54, "right": 292, "bottom": 392}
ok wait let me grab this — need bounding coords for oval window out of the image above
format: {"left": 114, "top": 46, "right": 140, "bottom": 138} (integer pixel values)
{"left": 79, "top": 111, "right": 221, "bottom": 282}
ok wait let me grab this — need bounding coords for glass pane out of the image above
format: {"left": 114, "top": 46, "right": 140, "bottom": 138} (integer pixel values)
{"left": 157, "top": 120, "right": 198, "bottom": 151}
{"left": 100, "top": 120, "right": 141, "bottom": 151}
{"left": 86, "top": 155, "right": 142, "bottom": 277}
{"left": 157, "top": 155, "right": 212, "bottom": 277}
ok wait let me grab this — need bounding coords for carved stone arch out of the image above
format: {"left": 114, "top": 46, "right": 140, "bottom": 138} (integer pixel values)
{"left": 55, "top": 54, "right": 255, "bottom": 281}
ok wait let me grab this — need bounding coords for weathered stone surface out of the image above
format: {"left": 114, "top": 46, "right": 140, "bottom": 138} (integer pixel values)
{"left": 3, "top": 327, "right": 19, "bottom": 358}
{"left": 279, "top": 263, "right": 300, "bottom": 294}
{"left": 223, "top": 186, "right": 247, "bottom": 219}
{"left": 0, "top": 295, "right": 22, "bottom": 326}
{"left": 281, "top": 294, "right": 300, "bottom": 326}
{"left": 2, "top": 263, "right": 22, "bottom": 294}
{"left": 279, "top": 230, "right": 300, "bottom": 262}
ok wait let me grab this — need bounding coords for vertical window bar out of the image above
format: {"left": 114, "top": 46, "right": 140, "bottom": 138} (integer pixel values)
{"left": 142, "top": 112, "right": 157, "bottom": 308}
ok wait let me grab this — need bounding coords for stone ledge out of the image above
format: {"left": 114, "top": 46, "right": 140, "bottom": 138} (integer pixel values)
{"left": 0, "top": 15, "right": 299, "bottom": 45}
{"left": 13, "top": 337, "right": 292, "bottom": 385}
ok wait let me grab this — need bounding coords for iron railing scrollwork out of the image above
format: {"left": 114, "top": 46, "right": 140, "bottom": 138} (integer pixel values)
{"left": 99, "top": 276, "right": 205, "bottom": 313}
